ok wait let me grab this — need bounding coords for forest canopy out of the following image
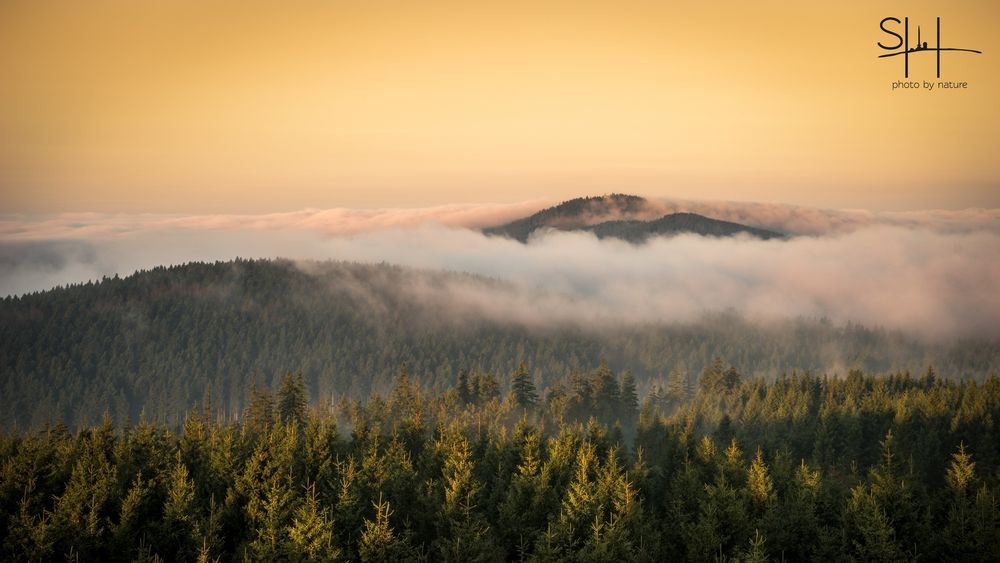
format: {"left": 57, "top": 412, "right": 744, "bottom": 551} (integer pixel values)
{"left": 2, "top": 259, "right": 997, "bottom": 430}
{"left": 2, "top": 365, "right": 998, "bottom": 562}
{"left": 2, "top": 259, "right": 999, "bottom": 560}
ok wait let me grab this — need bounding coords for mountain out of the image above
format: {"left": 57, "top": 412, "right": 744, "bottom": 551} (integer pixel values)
{"left": 483, "top": 194, "right": 784, "bottom": 242}
{"left": 582, "top": 212, "right": 783, "bottom": 243}
{"left": 2, "top": 258, "right": 995, "bottom": 429}
{"left": 483, "top": 194, "right": 652, "bottom": 241}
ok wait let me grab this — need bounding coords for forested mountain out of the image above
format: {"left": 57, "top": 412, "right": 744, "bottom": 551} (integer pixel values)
{"left": 2, "top": 366, "right": 998, "bottom": 561}
{"left": 483, "top": 194, "right": 650, "bottom": 241}
{"left": 581, "top": 212, "right": 782, "bottom": 243}
{"left": 482, "top": 194, "right": 782, "bottom": 242}
{"left": 2, "top": 259, "right": 997, "bottom": 430}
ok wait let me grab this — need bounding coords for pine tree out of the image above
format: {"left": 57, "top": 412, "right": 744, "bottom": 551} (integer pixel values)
{"left": 741, "top": 529, "right": 769, "bottom": 563}
{"left": 945, "top": 442, "right": 975, "bottom": 495}
{"left": 278, "top": 372, "right": 308, "bottom": 427}
{"left": 456, "top": 370, "right": 472, "bottom": 405}
{"left": 333, "top": 457, "right": 364, "bottom": 555}
{"left": 722, "top": 438, "right": 746, "bottom": 488}
{"left": 288, "top": 483, "right": 339, "bottom": 562}
{"left": 438, "top": 430, "right": 480, "bottom": 518}
{"left": 247, "top": 477, "right": 297, "bottom": 560}
{"left": 619, "top": 371, "right": 639, "bottom": 422}
{"left": 747, "top": 448, "right": 774, "bottom": 507}
{"left": 359, "top": 495, "right": 411, "bottom": 563}
{"left": 667, "top": 367, "right": 690, "bottom": 405}
{"left": 919, "top": 365, "right": 937, "bottom": 387}
{"left": 722, "top": 366, "right": 743, "bottom": 392}
{"left": 697, "top": 435, "right": 717, "bottom": 466}
{"left": 239, "top": 424, "right": 300, "bottom": 560}
{"left": 475, "top": 371, "right": 500, "bottom": 403}
{"left": 683, "top": 472, "right": 750, "bottom": 561}
{"left": 50, "top": 424, "right": 117, "bottom": 559}
{"left": 115, "top": 474, "right": 150, "bottom": 553}
{"left": 591, "top": 359, "right": 620, "bottom": 421}
{"left": 390, "top": 364, "right": 420, "bottom": 420}
{"left": 550, "top": 440, "right": 599, "bottom": 553}
{"left": 498, "top": 429, "right": 546, "bottom": 558}
{"left": 940, "top": 442, "right": 980, "bottom": 560}
{"left": 245, "top": 379, "right": 275, "bottom": 434}
{"left": 200, "top": 384, "right": 215, "bottom": 425}
{"left": 843, "top": 431, "right": 912, "bottom": 562}
{"left": 845, "top": 485, "right": 905, "bottom": 562}
{"left": 509, "top": 361, "right": 539, "bottom": 410}
{"left": 163, "top": 453, "right": 198, "bottom": 560}
{"left": 698, "top": 357, "right": 727, "bottom": 395}
{"left": 868, "top": 429, "right": 921, "bottom": 553}
{"left": 195, "top": 540, "right": 219, "bottom": 563}
{"left": 794, "top": 459, "right": 821, "bottom": 493}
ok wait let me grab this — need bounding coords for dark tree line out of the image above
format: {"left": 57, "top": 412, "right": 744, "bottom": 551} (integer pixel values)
{"left": 3, "top": 259, "right": 998, "bottom": 430}
{"left": 2, "top": 362, "right": 999, "bottom": 562}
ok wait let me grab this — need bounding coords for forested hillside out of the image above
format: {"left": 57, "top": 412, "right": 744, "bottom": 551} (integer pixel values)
{"left": 579, "top": 212, "right": 782, "bottom": 243}
{"left": 2, "top": 259, "right": 998, "bottom": 430}
{"left": 2, "top": 366, "right": 998, "bottom": 561}
{"left": 483, "top": 194, "right": 652, "bottom": 241}
{"left": 481, "top": 194, "right": 782, "bottom": 242}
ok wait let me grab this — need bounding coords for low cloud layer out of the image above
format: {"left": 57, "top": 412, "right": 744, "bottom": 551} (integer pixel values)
{"left": 642, "top": 199, "right": 1000, "bottom": 236}
{"left": 0, "top": 200, "right": 553, "bottom": 241}
{"left": 317, "top": 226, "right": 1000, "bottom": 341}
{"left": 2, "top": 197, "right": 997, "bottom": 242}
{"left": 2, "top": 198, "right": 998, "bottom": 342}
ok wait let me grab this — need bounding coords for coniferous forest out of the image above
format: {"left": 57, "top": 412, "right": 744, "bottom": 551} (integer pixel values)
{"left": 4, "top": 0, "right": 1000, "bottom": 557}
{"left": 3, "top": 259, "right": 1000, "bottom": 561}
{"left": 2, "top": 363, "right": 1000, "bottom": 562}
{"left": 2, "top": 259, "right": 997, "bottom": 430}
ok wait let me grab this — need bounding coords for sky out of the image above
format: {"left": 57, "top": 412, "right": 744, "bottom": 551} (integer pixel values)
{"left": 1, "top": 0, "right": 998, "bottom": 214}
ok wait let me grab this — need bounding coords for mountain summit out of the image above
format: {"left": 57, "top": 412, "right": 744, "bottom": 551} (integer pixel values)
{"left": 483, "top": 194, "right": 783, "bottom": 242}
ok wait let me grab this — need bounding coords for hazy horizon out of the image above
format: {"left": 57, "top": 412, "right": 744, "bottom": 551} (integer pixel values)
{"left": 3, "top": 194, "right": 999, "bottom": 343}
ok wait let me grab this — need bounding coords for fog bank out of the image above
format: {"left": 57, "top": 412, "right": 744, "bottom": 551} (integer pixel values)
{"left": 2, "top": 198, "right": 998, "bottom": 342}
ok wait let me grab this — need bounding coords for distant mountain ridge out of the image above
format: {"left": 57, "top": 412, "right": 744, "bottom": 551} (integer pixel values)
{"left": 3, "top": 258, "right": 994, "bottom": 429}
{"left": 582, "top": 212, "right": 784, "bottom": 243}
{"left": 483, "top": 194, "right": 784, "bottom": 242}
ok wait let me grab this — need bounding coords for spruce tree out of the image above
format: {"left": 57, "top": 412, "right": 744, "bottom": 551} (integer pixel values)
{"left": 667, "top": 367, "right": 690, "bottom": 405}
{"left": 456, "top": 370, "right": 472, "bottom": 405}
{"left": 390, "top": 364, "right": 419, "bottom": 419}
{"left": 245, "top": 379, "right": 275, "bottom": 434}
{"left": 163, "top": 453, "right": 198, "bottom": 560}
{"left": 591, "top": 359, "right": 620, "bottom": 421}
{"left": 747, "top": 447, "right": 774, "bottom": 507}
{"left": 359, "top": 495, "right": 411, "bottom": 563}
{"left": 509, "top": 361, "right": 539, "bottom": 410}
{"left": 945, "top": 442, "right": 976, "bottom": 495}
{"left": 278, "top": 372, "right": 308, "bottom": 427}
{"left": 699, "top": 357, "right": 727, "bottom": 395}
{"left": 289, "top": 483, "right": 339, "bottom": 562}
{"left": 619, "top": 370, "right": 639, "bottom": 422}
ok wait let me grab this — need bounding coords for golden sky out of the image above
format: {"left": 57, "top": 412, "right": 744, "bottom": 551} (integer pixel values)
{"left": 1, "top": 0, "right": 998, "bottom": 213}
